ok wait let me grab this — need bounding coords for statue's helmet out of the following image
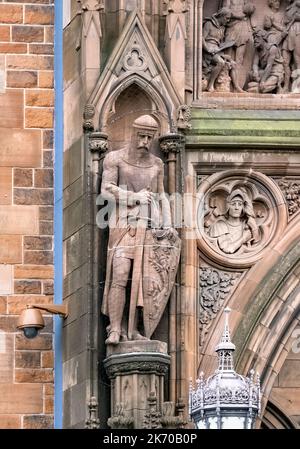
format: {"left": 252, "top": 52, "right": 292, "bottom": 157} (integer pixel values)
{"left": 132, "top": 115, "right": 158, "bottom": 136}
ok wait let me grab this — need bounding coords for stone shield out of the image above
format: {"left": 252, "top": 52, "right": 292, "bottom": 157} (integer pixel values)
{"left": 142, "top": 229, "right": 181, "bottom": 339}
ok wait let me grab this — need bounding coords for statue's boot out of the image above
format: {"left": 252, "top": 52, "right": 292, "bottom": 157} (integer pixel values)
{"left": 105, "top": 286, "right": 126, "bottom": 345}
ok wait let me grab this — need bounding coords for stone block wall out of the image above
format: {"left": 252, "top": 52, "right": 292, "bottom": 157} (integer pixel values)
{"left": 0, "top": 1, "right": 54, "bottom": 429}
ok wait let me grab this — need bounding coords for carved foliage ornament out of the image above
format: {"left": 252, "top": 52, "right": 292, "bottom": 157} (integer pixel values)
{"left": 276, "top": 178, "right": 300, "bottom": 219}
{"left": 199, "top": 267, "right": 240, "bottom": 347}
{"left": 197, "top": 171, "right": 287, "bottom": 268}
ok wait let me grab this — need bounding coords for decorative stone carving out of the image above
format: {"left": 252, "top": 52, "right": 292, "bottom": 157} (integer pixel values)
{"left": 202, "top": 0, "right": 300, "bottom": 94}
{"left": 142, "top": 392, "right": 162, "bottom": 429}
{"left": 101, "top": 116, "right": 181, "bottom": 346}
{"left": 221, "top": 0, "right": 255, "bottom": 66}
{"left": 83, "top": 104, "right": 95, "bottom": 131}
{"left": 123, "top": 45, "right": 148, "bottom": 73}
{"left": 199, "top": 267, "right": 240, "bottom": 347}
{"left": 142, "top": 395, "right": 187, "bottom": 429}
{"left": 76, "top": 0, "right": 104, "bottom": 51}
{"left": 104, "top": 341, "right": 171, "bottom": 429}
{"left": 88, "top": 132, "right": 108, "bottom": 155}
{"left": 107, "top": 404, "right": 134, "bottom": 429}
{"left": 85, "top": 396, "right": 100, "bottom": 429}
{"left": 159, "top": 133, "right": 185, "bottom": 154}
{"left": 163, "top": 0, "right": 188, "bottom": 15}
{"left": 276, "top": 178, "right": 300, "bottom": 218}
{"left": 202, "top": 8, "right": 244, "bottom": 93}
{"left": 282, "top": 0, "right": 300, "bottom": 93}
{"left": 197, "top": 171, "right": 287, "bottom": 268}
{"left": 177, "top": 105, "right": 192, "bottom": 130}
{"left": 247, "top": 28, "right": 284, "bottom": 94}
{"left": 160, "top": 399, "right": 187, "bottom": 429}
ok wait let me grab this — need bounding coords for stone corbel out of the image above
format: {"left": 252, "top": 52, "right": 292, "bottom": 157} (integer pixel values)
{"left": 88, "top": 131, "right": 108, "bottom": 158}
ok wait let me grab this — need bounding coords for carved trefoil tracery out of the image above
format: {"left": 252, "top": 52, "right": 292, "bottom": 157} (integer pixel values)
{"left": 199, "top": 266, "right": 241, "bottom": 348}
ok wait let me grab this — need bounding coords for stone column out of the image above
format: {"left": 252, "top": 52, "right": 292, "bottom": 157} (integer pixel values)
{"left": 159, "top": 132, "right": 185, "bottom": 405}
{"left": 104, "top": 341, "right": 170, "bottom": 429}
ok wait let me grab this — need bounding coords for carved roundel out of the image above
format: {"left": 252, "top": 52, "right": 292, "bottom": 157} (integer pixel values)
{"left": 196, "top": 170, "right": 288, "bottom": 269}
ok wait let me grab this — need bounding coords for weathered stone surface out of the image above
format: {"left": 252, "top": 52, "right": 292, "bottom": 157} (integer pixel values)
{"left": 7, "top": 70, "right": 38, "bottom": 88}
{"left": 25, "top": 108, "right": 53, "bottom": 128}
{"left": 26, "top": 90, "right": 54, "bottom": 107}
{"left": 14, "top": 188, "right": 53, "bottom": 205}
{"left": 14, "top": 265, "right": 53, "bottom": 279}
{"left": 0, "top": 384, "right": 43, "bottom": 414}
{"left": 0, "top": 26, "right": 10, "bottom": 42}
{"left": 0, "top": 43, "right": 27, "bottom": 53}
{"left": 43, "top": 280, "right": 53, "bottom": 295}
{"left": 0, "top": 206, "right": 39, "bottom": 235}
{"left": 41, "top": 351, "right": 53, "bottom": 368}
{"left": 39, "top": 206, "right": 53, "bottom": 221}
{"left": 0, "top": 168, "right": 11, "bottom": 205}
{"left": 14, "top": 280, "right": 41, "bottom": 294}
{"left": 39, "top": 71, "right": 54, "bottom": 88}
{"left": 23, "top": 414, "right": 54, "bottom": 429}
{"left": 0, "top": 236, "right": 22, "bottom": 264}
{"left": 24, "top": 236, "right": 52, "bottom": 250}
{"left": 14, "top": 168, "right": 33, "bottom": 188}
{"left": 15, "top": 351, "right": 41, "bottom": 369}
{"left": 34, "top": 169, "right": 53, "bottom": 188}
{"left": 0, "top": 265, "right": 13, "bottom": 295}
{"left": 29, "top": 44, "right": 54, "bottom": 55}
{"left": 7, "top": 55, "right": 53, "bottom": 70}
{"left": 15, "top": 368, "right": 53, "bottom": 383}
{"left": 15, "top": 333, "right": 52, "bottom": 351}
{"left": 0, "top": 90, "right": 23, "bottom": 128}
{"left": 25, "top": 5, "right": 54, "bottom": 25}
{"left": 43, "top": 130, "right": 53, "bottom": 149}
{"left": 43, "top": 150, "right": 53, "bottom": 168}
{"left": 0, "top": 129, "right": 41, "bottom": 167}
{"left": 12, "top": 25, "right": 44, "bottom": 42}
{"left": 0, "top": 415, "right": 21, "bottom": 429}
{"left": 39, "top": 220, "right": 53, "bottom": 235}
{"left": 0, "top": 334, "right": 13, "bottom": 383}
{"left": 24, "top": 250, "right": 53, "bottom": 265}
{"left": 7, "top": 295, "right": 53, "bottom": 314}
{"left": 0, "top": 4, "right": 23, "bottom": 24}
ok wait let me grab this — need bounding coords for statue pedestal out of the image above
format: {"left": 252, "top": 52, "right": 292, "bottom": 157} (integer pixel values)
{"left": 104, "top": 340, "right": 170, "bottom": 429}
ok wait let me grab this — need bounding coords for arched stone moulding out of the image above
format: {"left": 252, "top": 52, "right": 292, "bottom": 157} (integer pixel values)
{"left": 196, "top": 169, "right": 288, "bottom": 269}
{"left": 198, "top": 214, "right": 300, "bottom": 421}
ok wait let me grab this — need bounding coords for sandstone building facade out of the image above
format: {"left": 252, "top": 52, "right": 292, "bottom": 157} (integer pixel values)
{"left": 0, "top": 0, "right": 300, "bottom": 429}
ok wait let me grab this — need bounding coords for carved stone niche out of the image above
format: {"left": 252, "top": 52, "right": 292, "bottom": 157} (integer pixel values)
{"left": 196, "top": 170, "right": 287, "bottom": 269}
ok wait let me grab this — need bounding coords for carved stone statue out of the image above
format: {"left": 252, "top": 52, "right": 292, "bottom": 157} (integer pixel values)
{"left": 202, "top": 8, "right": 244, "bottom": 92}
{"left": 282, "top": 0, "right": 300, "bottom": 92}
{"left": 264, "top": 0, "right": 285, "bottom": 45}
{"left": 247, "top": 28, "right": 284, "bottom": 93}
{"left": 207, "top": 188, "right": 260, "bottom": 254}
{"left": 101, "top": 115, "right": 180, "bottom": 345}
{"left": 221, "top": 0, "right": 255, "bottom": 66}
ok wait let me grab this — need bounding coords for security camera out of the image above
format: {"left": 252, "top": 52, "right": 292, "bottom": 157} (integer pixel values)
{"left": 17, "top": 304, "right": 68, "bottom": 339}
{"left": 17, "top": 307, "right": 45, "bottom": 339}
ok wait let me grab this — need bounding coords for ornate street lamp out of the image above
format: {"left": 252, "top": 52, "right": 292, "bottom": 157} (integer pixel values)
{"left": 189, "top": 308, "right": 261, "bottom": 429}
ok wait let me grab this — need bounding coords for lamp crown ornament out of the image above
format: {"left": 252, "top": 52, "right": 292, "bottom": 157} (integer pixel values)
{"left": 189, "top": 308, "right": 261, "bottom": 429}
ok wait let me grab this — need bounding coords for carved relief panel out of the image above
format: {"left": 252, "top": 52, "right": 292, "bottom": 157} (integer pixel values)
{"left": 201, "top": 0, "right": 300, "bottom": 95}
{"left": 197, "top": 170, "right": 288, "bottom": 268}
